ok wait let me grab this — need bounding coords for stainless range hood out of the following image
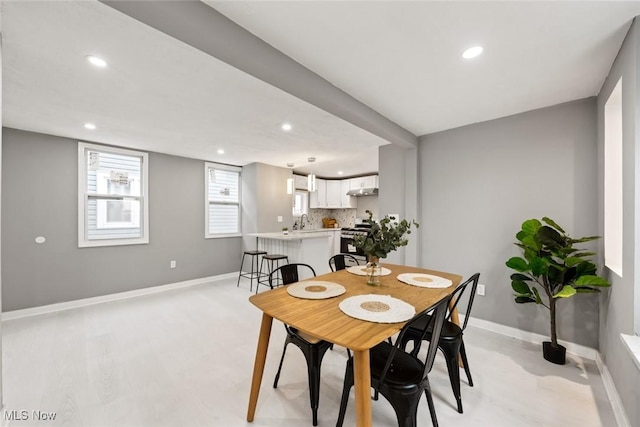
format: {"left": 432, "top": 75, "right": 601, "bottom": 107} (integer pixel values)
{"left": 346, "top": 187, "right": 379, "bottom": 197}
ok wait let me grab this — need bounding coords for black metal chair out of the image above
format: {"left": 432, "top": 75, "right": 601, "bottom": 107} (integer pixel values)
{"left": 399, "top": 273, "right": 480, "bottom": 414}
{"left": 336, "top": 295, "right": 451, "bottom": 427}
{"left": 328, "top": 253, "right": 361, "bottom": 272}
{"left": 271, "top": 263, "right": 332, "bottom": 426}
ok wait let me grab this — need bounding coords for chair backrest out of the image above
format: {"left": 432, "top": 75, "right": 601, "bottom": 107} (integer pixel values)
{"left": 447, "top": 273, "right": 480, "bottom": 331}
{"left": 377, "top": 295, "right": 450, "bottom": 387}
{"left": 329, "top": 254, "right": 361, "bottom": 272}
{"left": 270, "top": 263, "right": 316, "bottom": 286}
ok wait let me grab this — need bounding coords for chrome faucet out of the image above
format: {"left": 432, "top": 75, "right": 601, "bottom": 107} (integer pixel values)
{"left": 300, "top": 214, "right": 308, "bottom": 229}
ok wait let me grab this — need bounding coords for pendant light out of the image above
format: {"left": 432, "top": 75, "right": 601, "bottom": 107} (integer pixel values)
{"left": 307, "top": 157, "right": 317, "bottom": 192}
{"left": 286, "top": 163, "right": 295, "bottom": 194}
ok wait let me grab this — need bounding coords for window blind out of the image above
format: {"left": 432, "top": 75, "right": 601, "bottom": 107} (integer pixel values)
{"left": 206, "top": 164, "right": 241, "bottom": 236}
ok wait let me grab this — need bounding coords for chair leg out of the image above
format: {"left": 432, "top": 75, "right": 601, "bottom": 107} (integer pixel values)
{"left": 273, "top": 339, "right": 289, "bottom": 388}
{"left": 336, "top": 361, "right": 354, "bottom": 427}
{"left": 443, "top": 349, "right": 463, "bottom": 413}
{"left": 460, "top": 341, "right": 473, "bottom": 387}
{"left": 380, "top": 387, "right": 420, "bottom": 427}
{"left": 236, "top": 253, "right": 246, "bottom": 287}
{"left": 423, "top": 379, "right": 439, "bottom": 427}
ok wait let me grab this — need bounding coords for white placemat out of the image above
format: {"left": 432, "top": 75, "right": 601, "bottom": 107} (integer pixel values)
{"left": 346, "top": 265, "right": 392, "bottom": 276}
{"left": 287, "top": 281, "right": 346, "bottom": 299}
{"left": 396, "top": 273, "right": 453, "bottom": 288}
{"left": 339, "top": 294, "right": 415, "bottom": 323}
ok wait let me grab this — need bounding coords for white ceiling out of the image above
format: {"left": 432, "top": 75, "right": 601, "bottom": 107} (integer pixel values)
{"left": 3, "top": 1, "right": 640, "bottom": 178}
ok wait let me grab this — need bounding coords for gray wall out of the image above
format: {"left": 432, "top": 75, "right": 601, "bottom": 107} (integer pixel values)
{"left": 597, "top": 18, "right": 640, "bottom": 426}
{"left": 241, "top": 162, "right": 294, "bottom": 251}
{"left": 1, "top": 128, "right": 242, "bottom": 311}
{"left": 378, "top": 144, "right": 419, "bottom": 267}
{"left": 404, "top": 99, "right": 600, "bottom": 348}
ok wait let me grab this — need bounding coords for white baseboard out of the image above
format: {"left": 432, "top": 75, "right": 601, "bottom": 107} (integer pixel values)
{"left": 1, "top": 272, "right": 239, "bottom": 321}
{"left": 465, "top": 314, "right": 630, "bottom": 427}
{"left": 596, "top": 352, "right": 631, "bottom": 427}
{"left": 463, "top": 314, "right": 597, "bottom": 360}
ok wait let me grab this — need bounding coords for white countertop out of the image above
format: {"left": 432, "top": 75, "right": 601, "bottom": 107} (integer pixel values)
{"left": 247, "top": 230, "right": 335, "bottom": 240}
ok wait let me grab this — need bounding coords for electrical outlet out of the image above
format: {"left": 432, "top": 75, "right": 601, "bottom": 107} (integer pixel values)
{"left": 477, "top": 284, "right": 486, "bottom": 296}
{"left": 277, "top": 216, "right": 283, "bottom": 223}
{"left": 170, "top": 260, "right": 176, "bottom": 269}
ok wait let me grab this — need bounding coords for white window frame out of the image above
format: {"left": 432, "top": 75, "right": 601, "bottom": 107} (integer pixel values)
{"left": 78, "top": 142, "right": 149, "bottom": 247}
{"left": 292, "top": 190, "right": 309, "bottom": 217}
{"left": 205, "top": 162, "right": 242, "bottom": 238}
{"left": 604, "top": 78, "right": 623, "bottom": 278}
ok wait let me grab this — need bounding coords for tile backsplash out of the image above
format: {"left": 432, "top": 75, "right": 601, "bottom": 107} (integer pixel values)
{"left": 303, "top": 208, "right": 357, "bottom": 229}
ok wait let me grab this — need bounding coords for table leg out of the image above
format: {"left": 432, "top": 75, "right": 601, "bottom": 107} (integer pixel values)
{"left": 247, "top": 313, "right": 273, "bottom": 422}
{"left": 353, "top": 350, "right": 372, "bottom": 427}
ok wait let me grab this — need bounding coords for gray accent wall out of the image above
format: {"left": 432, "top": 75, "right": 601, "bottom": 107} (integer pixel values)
{"left": 378, "top": 144, "right": 419, "bottom": 267}
{"left": 379, "top": 99, "right": 601, "bottom": 348}
{"left": 1, "top": 128, "right": 241, "bottom": 311}
{"left": 241, "top": 162, "right": 294, "bottom": 251}
{"left": 597, "top": 18, "right": 640, "bottom": 426}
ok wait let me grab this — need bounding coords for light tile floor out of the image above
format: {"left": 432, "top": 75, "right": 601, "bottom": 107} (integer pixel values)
{"left": 2, "top": 278, "right": 617, "bottom": 426}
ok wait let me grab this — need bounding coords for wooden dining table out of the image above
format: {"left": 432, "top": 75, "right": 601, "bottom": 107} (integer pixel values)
{"left": 246, "top": 263, "right": 462, "bottom": 427}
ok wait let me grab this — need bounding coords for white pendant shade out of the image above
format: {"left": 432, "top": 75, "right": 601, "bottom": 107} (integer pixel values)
{"left": 286, "top": 177, "right": 294, "bottom": 194}
{"left": 308, "top": 173, "right": 316, "bottom": 192}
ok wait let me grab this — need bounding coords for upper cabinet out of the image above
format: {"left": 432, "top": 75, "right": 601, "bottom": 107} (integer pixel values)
{"left": 341, "top": 180, "right": 355, "bottom": 208}
{"left": 306, "top": 175, "right": 377, "bottom": 210}
{"left": 326, "top": 180, "right": 342, "bottom": 208}
{"left": 310, "top": 178, "right": 355, "bottom": 209}
{"left": 349, "top": 175, "right": 378, "bottom": 190}
{"left": 294, "top": 174, "right": 308, "bottom": 190}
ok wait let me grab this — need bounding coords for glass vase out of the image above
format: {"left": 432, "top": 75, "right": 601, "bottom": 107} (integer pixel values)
{"left": 366, "top": 256, "right": 382, "bottom": 286}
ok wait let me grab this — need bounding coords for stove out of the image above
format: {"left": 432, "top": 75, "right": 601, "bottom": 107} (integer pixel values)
{"left": 340, "top": 224, "right": 371, "bottom": 257}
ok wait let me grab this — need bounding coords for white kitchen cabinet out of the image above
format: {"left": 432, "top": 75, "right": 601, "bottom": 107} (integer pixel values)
{"left": 341, "top": 180, "right": 355, "bottom": 208}
{"left": 328, "top": 229, "right": 342, "bottom": 256}
{"left": 361, "top": 175, "right": 378, "bottom": 188}
{"left": 309, "top": 178, "right": 326, "bottom": 208}
{"left": 326, "top": 180, "right": 342, "bottom": 208}
{"left": 350, "top": 175, "right": 378, "bottom": 190}
{"left": 294, "top": 174, "right": 308, "bottom": 190}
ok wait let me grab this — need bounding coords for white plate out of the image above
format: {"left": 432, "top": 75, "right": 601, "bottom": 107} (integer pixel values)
{"left": 396, "top": 273, "right": 452, "bottom": 288}
{"left": 287, "top": 281, "right": 346, "bottom": 299}
{"left": 346, "top": 265, "right": 392, "bottom": 276}
{"left": 339, "top": 294, "right": 415, "bottom": 323}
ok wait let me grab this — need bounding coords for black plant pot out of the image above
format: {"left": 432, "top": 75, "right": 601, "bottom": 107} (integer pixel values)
{"left": 542, "top": 341, "right": 566, "bottom": 365}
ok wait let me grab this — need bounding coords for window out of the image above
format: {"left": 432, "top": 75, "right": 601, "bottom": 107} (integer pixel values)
{"left": 604, "top": 78, "right": 623, "bottom": 277}
{"left": 78, "top": 143, "right": 149, "bottom": 247}
{"left": 292, "top": 190, "right": 308, "bottom": 217}
{"left": 206, "top": 162, "right": 241, "bottom": 237}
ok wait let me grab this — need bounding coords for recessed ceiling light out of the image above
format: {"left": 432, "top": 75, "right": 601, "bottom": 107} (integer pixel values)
{"left": 217, "top": 149, "right": 225, "bottom": 154}
{"left": 462, "top": 46, "right": 483, "bottom": 59}
{"left": 337, "top": 171, "right": 344, "bottom": 175}
{"left": 87, "top": 55, "right": 107, "bottom": 67}
{"left": 281, "top": 123, "right": 292, "bottom": 131}
{"left": 87, "top": 55, "right": 108, "bottom": 68}
{"left": 84, "top": 123, "right": 96, "bottom": 130}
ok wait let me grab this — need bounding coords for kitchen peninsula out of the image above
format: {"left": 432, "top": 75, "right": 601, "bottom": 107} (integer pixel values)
{"left": 247, "top": 230, "right": 340, "bottom": 275}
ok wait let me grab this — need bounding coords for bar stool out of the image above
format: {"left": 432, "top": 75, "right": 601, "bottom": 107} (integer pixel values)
{"left": 237, "top": 250, "right": 268, "bottom": 292}
{"left": 256, "top": 254, "right": 289, "bottom": 294}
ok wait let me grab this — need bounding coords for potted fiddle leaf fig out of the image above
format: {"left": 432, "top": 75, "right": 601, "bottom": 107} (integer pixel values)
{"left": 506, "top": 217, "right": 610, "bottom": 365}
